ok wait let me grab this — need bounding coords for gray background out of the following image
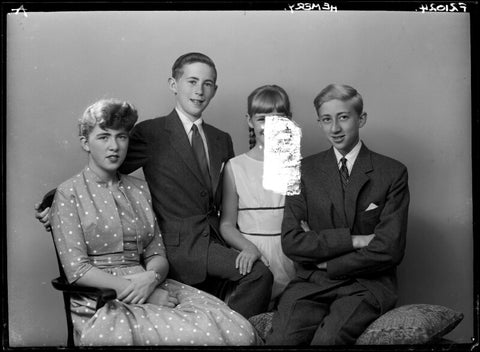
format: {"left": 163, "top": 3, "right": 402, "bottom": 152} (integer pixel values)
{"left": 7, "top": 10, "right": 473, "bottom": 346}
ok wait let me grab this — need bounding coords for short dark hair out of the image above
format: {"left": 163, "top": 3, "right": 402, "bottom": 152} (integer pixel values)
{"left": 171, "top": 52, "right": 217, "bottom": 82}
{"left": 79, "top": 98, "right": 138, "bottom": 138}
{"left": 313, "top": 84, "right": 364, "bottom": 116}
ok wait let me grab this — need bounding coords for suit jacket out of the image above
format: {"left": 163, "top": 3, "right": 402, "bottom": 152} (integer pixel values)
{"left": 281, "top": 144, "right": 409, "bottom": 313}
{"left": 119, "top": 110, "right": 234, "bottom": 285}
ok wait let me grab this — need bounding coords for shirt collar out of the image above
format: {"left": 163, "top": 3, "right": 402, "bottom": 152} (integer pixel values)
{"left": 334, "top": 140, "right": 362, "bottom": 167}
{"left": 175, "top": 107, "right": 204, "bottom": 134}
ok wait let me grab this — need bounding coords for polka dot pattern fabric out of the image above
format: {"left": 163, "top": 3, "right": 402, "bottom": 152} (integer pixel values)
{"left": 50, "top": 167, "right": 257, "bottom": 346}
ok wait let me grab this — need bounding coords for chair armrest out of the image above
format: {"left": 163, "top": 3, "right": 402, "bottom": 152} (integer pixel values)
{"left": 52, "top": 277, "right": 117, "bottom": 310}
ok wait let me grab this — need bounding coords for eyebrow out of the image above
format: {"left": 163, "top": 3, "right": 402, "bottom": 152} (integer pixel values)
{"left": 321, "top": 111, "right": 350, "bottom": 116}
{"left": 185, "top": 76, "right": 215, "bottom": 83}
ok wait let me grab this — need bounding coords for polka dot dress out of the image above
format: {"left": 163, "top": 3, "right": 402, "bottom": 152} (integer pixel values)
{"left": 50, "top": 167, "right": 257, "bottom": 346}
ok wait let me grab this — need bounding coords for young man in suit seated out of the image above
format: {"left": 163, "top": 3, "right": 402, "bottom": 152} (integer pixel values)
{"left": 35, "top": 52, "right": 273, "bottom": 319}
{"left": 266, "top": 84, "right": 409, "bottom": 345}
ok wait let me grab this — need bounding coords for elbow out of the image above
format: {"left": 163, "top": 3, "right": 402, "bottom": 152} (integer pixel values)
{"left": 281, "top": 242, "right": 295, "bottom": 259}
{"left": 281, "top": 234, "right": 304, "bottom": 261}
{"left": 378, "top": 246, "right": 405, "bottom": 268}
{"left": 218, "top": 222, "right": 230, "bottom": 240}
{"left": 390, "top": 248, "right": 405, "bottom": 266}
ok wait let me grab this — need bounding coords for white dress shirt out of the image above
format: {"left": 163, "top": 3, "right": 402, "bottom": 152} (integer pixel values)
{"left": 333, "top": 140, "right": 363, "bottom": 176}
{"left": 176, "top": 108, "right": 211, "bottom": 167}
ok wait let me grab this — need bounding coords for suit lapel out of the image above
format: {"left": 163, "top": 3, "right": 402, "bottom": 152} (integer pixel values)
{"left": 165, "top": 111, "right": 206, "bottom": 187}
{"left": 317, "top": 149, "right": 347, "bottom": 225}
{"left": 344, "top": 144, "right": 373, "bottom": 227}
{"left": 203, "top": 123, "right": 222, "bottom": 195}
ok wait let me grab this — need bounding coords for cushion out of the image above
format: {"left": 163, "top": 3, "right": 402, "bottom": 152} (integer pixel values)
{"left": 356, "top": 304, "right": 464, "bottom": 345}
{"left": 249, "top": 312, "right": 274, "bottom": 341}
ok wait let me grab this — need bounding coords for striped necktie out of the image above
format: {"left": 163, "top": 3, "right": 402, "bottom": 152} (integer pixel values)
{"left": 339, "top": 157, "right": 349, "bottom": 189}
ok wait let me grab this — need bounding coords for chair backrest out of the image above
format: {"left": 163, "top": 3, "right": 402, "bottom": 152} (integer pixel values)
{"left": 41, "top": 189, "right": 76, "bottom": 347}
{"left": 50, "top": 232, "right": 75, "bottom": 347}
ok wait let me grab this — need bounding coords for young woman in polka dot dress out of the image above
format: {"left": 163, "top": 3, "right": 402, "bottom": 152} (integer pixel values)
{"left": 49, "top": 99, "right": 257, "bottom": 346}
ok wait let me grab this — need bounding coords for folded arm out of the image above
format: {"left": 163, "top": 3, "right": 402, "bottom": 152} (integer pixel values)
{"left": 281, "top": 187, "right": 356, "bottom": 264}
{"left": 326, "top": 167, "right": 409, "bottom": 279}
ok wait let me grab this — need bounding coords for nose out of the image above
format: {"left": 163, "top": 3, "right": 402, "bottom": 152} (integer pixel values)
{"left": 108, "top": 138, "right": 119, "bottom": 151}
{"left": 194, "top": 84, "right": 204, "bottom": 96}
{"left": 331, "top": 118, "right": 341, "bottom": 133}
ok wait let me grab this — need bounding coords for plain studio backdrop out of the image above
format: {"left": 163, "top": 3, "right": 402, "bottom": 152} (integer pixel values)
{"left": 6, "top": 10, "right": 472, "bottom": 345}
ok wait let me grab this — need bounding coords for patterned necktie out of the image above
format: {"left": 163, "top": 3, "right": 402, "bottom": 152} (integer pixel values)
{"left": 191, "top": 124, "right": 212, "bottom": 195}
{"left": 339, "top": 157, "right": 349, "bottom": 189}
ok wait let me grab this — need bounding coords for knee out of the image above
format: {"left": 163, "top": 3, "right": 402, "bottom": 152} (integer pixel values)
{"left": 251, "top": 261, "right": 273, "bottom": 284}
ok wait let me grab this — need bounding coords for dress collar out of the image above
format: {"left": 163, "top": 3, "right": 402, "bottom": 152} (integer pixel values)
{"left": 84, "top": 166, "right": 123, "bottom": 187}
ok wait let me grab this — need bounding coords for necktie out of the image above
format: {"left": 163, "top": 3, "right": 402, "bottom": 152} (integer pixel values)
{"left": 339, "top": 157, "right": 349, "bottom": 189}
{"left": 191, "top": 124, "right": 212, "bottom": 195}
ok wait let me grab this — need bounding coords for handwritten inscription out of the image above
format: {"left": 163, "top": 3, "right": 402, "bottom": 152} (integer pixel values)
{"left": 287, "top": 2, "right": 337, "bottom": 13}
{"left": 417, "top": 3, "right": 467, "bottom": 12}
{"left": 10, "top": 5, "right": 28, "bottom": 17}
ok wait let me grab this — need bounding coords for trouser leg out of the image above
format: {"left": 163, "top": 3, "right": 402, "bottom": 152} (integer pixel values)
{"left": 201, "top": 241, "right": 273, "bottom": 318}
{"left": 310, "top": 281, "right": 381, "bottom": 345}
{"left": 266, "top": 279, "right": 333, "bottom": 345}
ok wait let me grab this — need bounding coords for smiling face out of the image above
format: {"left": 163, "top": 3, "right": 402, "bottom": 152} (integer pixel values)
{"left": 80, "top": 124, "right": 129, "bottom": 181}
{"left": 168, "top": 62, "right": 217, "bottom": 121}
{"left": 317, "top": 98, "right": 367, "bottom": 155}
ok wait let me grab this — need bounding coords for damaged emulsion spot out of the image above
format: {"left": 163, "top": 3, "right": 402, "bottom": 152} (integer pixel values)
{"left": 263, "top": 116, "right": 302, "bottom": 196}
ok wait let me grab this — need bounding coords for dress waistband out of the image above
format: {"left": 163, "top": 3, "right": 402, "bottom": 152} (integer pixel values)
{"left": 238, "top": 206, "right": 285, "bottom": 211}
{"left": 240, "top": 230, "right": 281, "bottom": 237}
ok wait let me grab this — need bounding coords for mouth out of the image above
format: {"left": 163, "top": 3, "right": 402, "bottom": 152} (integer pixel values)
{"left": 106, "top": 155, "right": 120, "bottom": 162}
{"left": 331, "top": 135, "right": 345, "bottom": 143}
{"left": 190, "top": 99, "right": 205, "bottom": 106}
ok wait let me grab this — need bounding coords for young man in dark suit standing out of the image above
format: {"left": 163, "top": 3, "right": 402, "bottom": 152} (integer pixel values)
{"left": 266, "top": 84, "right": 409, "bottom": 345}
{"left": 117, "top": 53, "right": 272, "bottom": 318}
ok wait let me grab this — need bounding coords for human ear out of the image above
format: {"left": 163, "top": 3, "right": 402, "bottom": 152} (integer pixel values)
{"left": 168, "top": 77, "right": 178, "bottom": 95}
{"left": 359, "top": 112, "right": 367, "bottom": 128}
{"left": 211, "top": 84, "right": 218, "bottom": 98}
{"left": 80, "top": 136, "right": 90, "bottom": 152}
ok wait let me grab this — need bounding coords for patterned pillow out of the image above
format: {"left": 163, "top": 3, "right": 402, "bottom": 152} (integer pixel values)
{"left": 356, "top": 304, "right": 464, "bottom": 345}
{"left": 249, "top": 312, "right": 274, "bottom": 341}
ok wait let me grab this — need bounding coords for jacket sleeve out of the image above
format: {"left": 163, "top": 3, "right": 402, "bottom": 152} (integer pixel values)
{"left": 281, "top": 181, "right": 355, "bottom": 264}
{"left": 327, "top": 167, "right": 409, "bottom": 279}
{"left": 119, "top": 122, "right": 151, "bottom": 175}
{"left": 227, "top": 133, "right": 235, "bottom": 160}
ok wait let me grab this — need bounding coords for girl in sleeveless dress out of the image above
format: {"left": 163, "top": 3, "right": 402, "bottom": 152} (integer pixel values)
{"left": 220, "top": 85, "right": 296, "bottom": 308}
{"left": 49, "top": 98, "right": 257, "bottom": 346}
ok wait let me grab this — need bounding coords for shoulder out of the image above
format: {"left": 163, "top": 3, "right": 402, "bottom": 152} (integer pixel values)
{"left": 229, "top": 153, "right": 246, "bottom": 164}
{"left": 55, "top": 171, "right": 84, "bottom": 195}
{"left": 133, "top": 115, "right": 168, "bottom": 132}
{"left": 120, "top": 174, "right": 149, "bottom": 191}
{"left": 301, "top": 150, "right": 329, "bottom": 169}
{"left": 369, "top": 149, "right": 408, "bottom": 174}
{"left": 226, "top": 153, "right": 249, "bottom": 173}
{"left": 203, "top": 122, "right": 232, "bottom": 140}
{"left": 131, "top": 111, "right": 177, "bottom": 136}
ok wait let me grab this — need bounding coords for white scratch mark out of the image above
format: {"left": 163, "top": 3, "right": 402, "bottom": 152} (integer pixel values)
{"left": 263, "top": 116, "right": 302, "bottom": 196}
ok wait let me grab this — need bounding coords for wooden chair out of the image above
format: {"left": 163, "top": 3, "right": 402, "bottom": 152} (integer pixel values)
{"left": 41, "top": 190, "right": 117, "bottom": 347}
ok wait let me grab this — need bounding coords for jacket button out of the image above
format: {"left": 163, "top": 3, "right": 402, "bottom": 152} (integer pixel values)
{"left": 200, "top": 190, "right": 207, "bottom": 197}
